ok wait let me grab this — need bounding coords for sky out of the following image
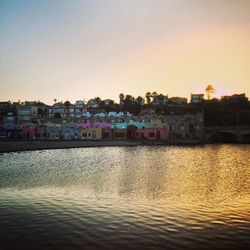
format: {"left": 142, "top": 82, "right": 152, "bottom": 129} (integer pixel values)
{"left": 0, "top": 0, "right": 250, "bottom": 104}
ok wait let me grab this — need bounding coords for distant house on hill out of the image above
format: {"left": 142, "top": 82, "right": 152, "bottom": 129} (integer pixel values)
{"left": 221, "top": 93, "right": 248, "bottom": 104}
{"left": 87, "top": 99, "right": 98, "bottom": 108}
{"left": 140, "top": 108, "right": 155, "bottom": 116}
{"left": 0, "top": 101, "right": 11, "bottom": 109}
{"left": 169, "top": 97, "right": 187, "bottom": 105}
{"left": 191, "top": 94, "right": 204, "bottom": 104}
{"left": 102, "top": 99, "right": 114, "bottom": 105}
{"left": 152, "top": 95, "right": 168, "bottom": 105}
{"left": 48, "top": 101, "right": 86, "bottom": 119}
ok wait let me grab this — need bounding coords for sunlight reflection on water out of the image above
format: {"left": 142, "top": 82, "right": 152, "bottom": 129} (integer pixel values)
{"left": 0, "top": 145, "right": 249, "bottom": 249}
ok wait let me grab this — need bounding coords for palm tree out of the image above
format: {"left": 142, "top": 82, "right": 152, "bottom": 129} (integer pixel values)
{"left": 205, "top": 85, "right": 216, "bottom": 100}
{"left": 145, "top": 92, "right": 151, "bottom": 104}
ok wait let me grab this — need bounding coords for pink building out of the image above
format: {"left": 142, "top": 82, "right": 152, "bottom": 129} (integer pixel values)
{"left": 19, "top": 126, "right": 43, "bottom": 139}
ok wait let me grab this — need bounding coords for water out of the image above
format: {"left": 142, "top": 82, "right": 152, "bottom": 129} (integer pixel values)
{"left": 0, "top": 145, "right": 249, "bottom": 249}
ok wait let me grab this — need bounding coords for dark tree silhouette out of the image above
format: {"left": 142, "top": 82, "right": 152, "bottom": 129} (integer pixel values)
{"left": 145, "top": 92, "right": 151, "bottom": 104}
{"left": 54, "top": 112, "right": 61, "bottom": 119}
{"left": 119, "top": 93, "right": 125, "bottom": 105}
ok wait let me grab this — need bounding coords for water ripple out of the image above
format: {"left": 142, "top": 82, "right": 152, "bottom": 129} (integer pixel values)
{"left": 0, "top": 145, "right": 250, "bottom": 249}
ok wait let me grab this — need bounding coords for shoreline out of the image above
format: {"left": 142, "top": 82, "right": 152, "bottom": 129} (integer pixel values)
{"left": 0, "top": 140, "right": 144, "bottom": 154}
{"left": 0, "top": 139, "right": 201, "bottom": 153}
{"left": 0, "top": 139, "right": 248, "bottom": 154}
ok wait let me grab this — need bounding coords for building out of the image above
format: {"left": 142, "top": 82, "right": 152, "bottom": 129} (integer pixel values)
{"left": 149, "top": 118, "right": 166, "bottom": 129}
{"left": 102, "top": 99, "right": 114, "bottom": 105}
{"left": 111, "top": 120, "right": 148, "bottom": 129}
{"left": 77, "top": 122, "right": 112, "bottom": 129}
{"left": 61, "top": 121, "right": 80, "bottom": 139}
{"left": 48, "top": 101, "right": 87, "bottom": 119}
{"left": 169, "top": 97, "right": 187, "bottom": 105}
{"left": 48, "top": 103, "right": 66, "bottom": 119}
{"left": 16, "top": 106, "right": 38, "bottom": 123}
{"left": 191, "top": 94, "right": 204, "bottom": 104}
{"left": 221, "top": 94, "right": 248, "bottom": 104}
{"left": 152, "top": 95, "right": 168, "bottom": 105}
{"left": 19, "top": 125, "right": 43, "bottom": 140}
{"left": 3, "top": 112, "right": 16, "bottom": 129}
{"left": 135, "top": 128, "right": 168, "bottom": 141}
{"left": 80, "top": 127, "right": 102, "bottom": 140}
{"left": 62, "top": 127, "right": 79, "bottom": 140}
{"left": 45, "top": 122, "right": 61, "bottom": 139}
{"left": 140, "top": 108, "right": 155, "bottom": 116}
{"left": 0, "top": 101, "right": 11, "bottom": 109}
{"left": 102, "top": 128, "right": 127, "bottom": 140}
{"left": 0, "top": 127, "right": 13, "bottom": 139}
{"left": 74, "top": 100, "right": 87, "bottom": 117}
{"left": 164, "top": 112, "right": 204, "bottom": 141}
{"left": 87, "top": 99, "right": 98, "bottom": 108}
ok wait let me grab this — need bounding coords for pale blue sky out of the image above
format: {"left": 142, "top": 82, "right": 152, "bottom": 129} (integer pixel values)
{"left": 1, "top": 0, "right": 250, "bottom": 104}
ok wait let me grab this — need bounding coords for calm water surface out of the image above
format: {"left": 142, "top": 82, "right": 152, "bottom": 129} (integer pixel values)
{"left": 0, "top": 144, "right": 249, "bottom": 249}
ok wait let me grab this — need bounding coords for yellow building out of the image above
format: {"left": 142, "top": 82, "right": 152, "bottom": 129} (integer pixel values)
{"left": 80, "top": 127, "right": 102, "bottom": 140}
{"left": 149, "top": 118, "right": 166, "bottom": 129}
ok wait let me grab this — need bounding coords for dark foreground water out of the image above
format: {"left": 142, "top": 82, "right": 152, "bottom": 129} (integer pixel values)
{"left": 0, "top": 145, "right": 249, "bottom": 250}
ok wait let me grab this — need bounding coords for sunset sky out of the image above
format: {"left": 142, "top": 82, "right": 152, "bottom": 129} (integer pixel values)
{"left": 1, "top": 0, "right": 250, "bottom": 104}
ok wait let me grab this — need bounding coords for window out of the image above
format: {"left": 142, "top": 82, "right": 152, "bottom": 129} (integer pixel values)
{"left": 114, "top": 132, "right": 125, "bottom": 138}
{"left": 18, "top": 109, "right": 30, "bottom": 115}
{"left": 189, "top": 124, "right": 194, "bottom": 133}
{"left": 149, "top": 132, "right": 155, "bottom": 138}
{"left": 103, "top": 132, "right": 110, "bottom": 138}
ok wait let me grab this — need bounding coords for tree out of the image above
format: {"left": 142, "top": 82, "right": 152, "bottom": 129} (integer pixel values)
{"left": 64, "top": 101, "right": 71, "bottom": 107}
{"left": 94, "top": 97, "right": 101, "bottom": 104}
{"left": 109, "top": 100, "right": 115, "bottom": 105}
{"left": 119, "top": 93, "right": 125, "bottom": 105}
{"left": 151, "top": 91, "right": 158, "bottom": 98}
{"left": 136, "top": 96, "right": 144, "bottom": 105}
{"left": 123, "top": 95, "right": 134, "bottom": 110}
{"left": 54, "top": 99, "right": 57, "bottom": 103}
{"left": 145, "top": 92, "right": 151, "bottom": 104}
{"left": 54, "top": 112, "right": 61, "bottom": 119}
{"left": 157, "top": 94, "right": 165, "bottom": 105}
{"left": 205, "top": 85, "right": 216, "bottom": 100}
{"left": 38, "top": 108, "right": 45, "bottom": 117}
